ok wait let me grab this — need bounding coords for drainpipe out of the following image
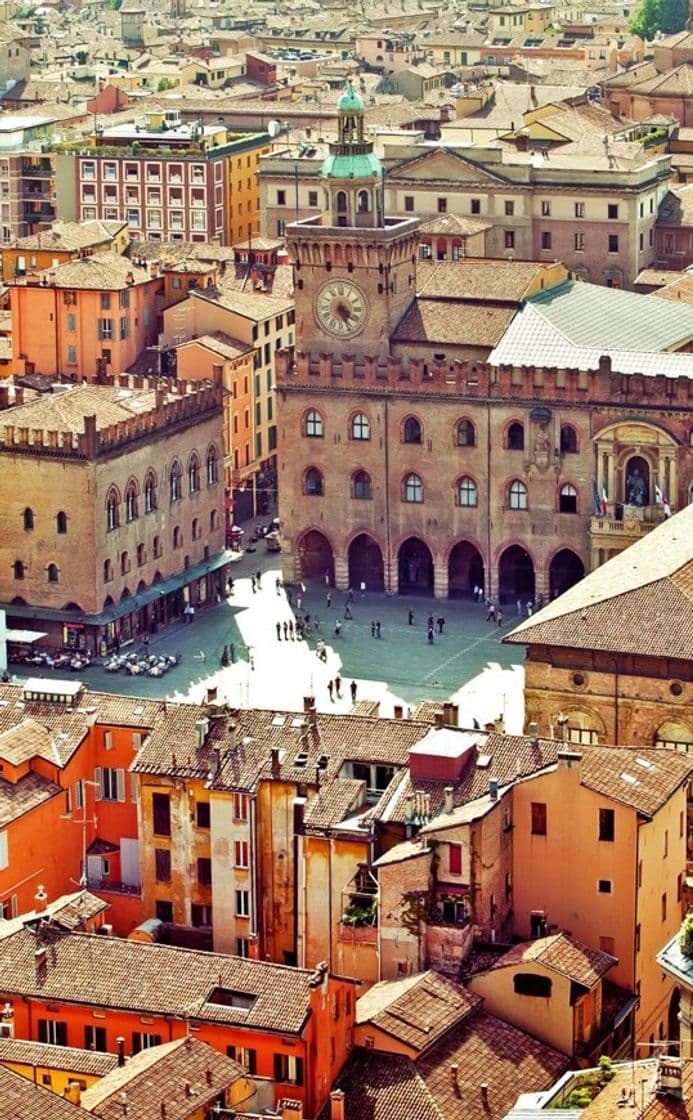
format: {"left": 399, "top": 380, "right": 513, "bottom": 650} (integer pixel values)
{"left": 486, "top": 396, "right": 492, "bottom": 596}
{"left": 383, "top": 400, "right": 391, "bottom": 592}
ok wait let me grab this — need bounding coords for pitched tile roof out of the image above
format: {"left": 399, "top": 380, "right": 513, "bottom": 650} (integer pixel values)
{"left": 392, "top": 297, "right": 515, "bottom": 348}
{"left": 0, "top": 1062, "right": 84, "bottom": 1120}
{"left": 356, "top": 971, "right": 481, "bottom": 1054}
{"left": 81, "top": 1037, "right": 246, "bottom": 1120}
{"left": 178, "top": 331, "right": 252, "bottom": 361}
{"left": 33, "top": 253, "right": 151, "bottom": 291}
{"left": 416, "top": 259, "right": 549, "bottom": 303}
{"left": 320, "top": 1051, "right": 446, "bottom": 1120}
{"left": 12, "top": 220, "right": 127, "bottom": 253}
{"left": 0, "top": 383, "right": 172, "bottom": 437}
{"left": 487, "top": 932, "right": 616, "bottom": 988}
{"left": 194, "top": 284, "right": 294, "bottom": 320}
{"left": 0, "top": 927, "right": 325, "bottom": 1032}
{"left": 504, "top": 504, "right": 693, "bottom": 659}
{"left": 0, "top": 1036, "right": 119, "bottom": 1078}
{"left": 0, "top": 771, "right": 61, "bottom": 828}
{"left": 303, "top": 777, "right": 367, "bottom": 829}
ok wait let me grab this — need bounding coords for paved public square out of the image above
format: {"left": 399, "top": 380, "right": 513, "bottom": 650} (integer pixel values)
{"left": 11, "top": 535, "right": 526, "bottom": 732}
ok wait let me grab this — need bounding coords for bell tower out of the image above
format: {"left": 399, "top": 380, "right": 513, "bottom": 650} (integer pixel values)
{"left": 286, "top": 83, "right": 419, "bottom": 358}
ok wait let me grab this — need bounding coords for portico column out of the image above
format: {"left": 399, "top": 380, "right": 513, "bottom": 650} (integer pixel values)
{"left": 333, "top": 555, "right": 348, "bottom": 591}
{"left": 433, "top": 561, "right": 448, "bottom": 601}
{"left": 607, "top": 453, "right": 616, "bottom": 508}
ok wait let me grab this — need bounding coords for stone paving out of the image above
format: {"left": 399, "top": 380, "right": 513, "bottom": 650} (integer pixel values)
{"left": 11, "top": 532, "right": 526, "bottom": 732}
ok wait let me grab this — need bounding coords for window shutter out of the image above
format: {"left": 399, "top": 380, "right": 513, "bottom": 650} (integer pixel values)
{"left": 116, "top": 769, "right": 126, "bottom": 803}
{"left": 130, "top": 773, "right": 139, "bottom": 803}
{"left": 94, "top": 767, "right": 103, "bottom": 801}
{"left": 0, "top": 831, "right": 8, "bottom": 871}
{"left": 273, "top": 1054, "right": 283, "bottom": 1081}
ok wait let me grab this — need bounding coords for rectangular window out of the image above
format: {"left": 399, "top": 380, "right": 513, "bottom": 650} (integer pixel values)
{"left": 599, "top": 935, "right": 615, "bottom": 955}
{"left": 0, "top": 832, "right": 7, "bottom": 872}
{"left": 155, "top": 848, "right": 171, "bottom": 882}
{"left": 598, "top": 879, "right": 612, "bottom": 894}
{"left": 575, "top": 232, "right": 584, "bottom": 251}
{"left": 233, "top": 793, "right": 249, "bottom": 821}
{"left": 67, "top": 345, "right": 77, "bottom": 364}
{"left": 96, "top": 767, "right": 124, "bottom": 802}
{"left": 155, "top": 900, "right": 173, "bottom": 922}
{"left": 470, "top": 198, "right": 480, "bottom": 214}
{"left": 100, "top": 292, "right": 111, "bottom": 311}
{"left": 608, "top": 203, "right": 619, "bottom": 219}
{"left": 608, "top": 234, "right": 619, "bottom": 253}
{"left": 448, "top": 844, "right": 462, "bottom": 875}
{"left": 84, "top": 1025, "right": 107, "bottom": 1052}
{"left": 662, "top": 892, "right": 667, "bottom": 921}
{"left": 38, "top": 1020, "right": 67, "bottom": 1046}
{"left": 437, "top": 197, "right": 447, "bottom": 213}
{"left": 599, "top": 808, "right": 615, "bottom": 841}
{"left": 541, "top": 231, "right": 551, "bottom": 250}
{"left": 196, "top": 801, "right": 210, "bottom": 829}
{"left": 234, "top": 840, "right": 249, "bottom": 868}
{"left": 67, "top": 313, "right": 76, "bottom": 332}
{"left": 236, "top": 889, "right": 250, "bottom": 917}
{"left": 273, "top": 1054, "right": 304, "bottom": 1086}
{"left": 152, "top": 792, "right": 171, "bottom": 837}
{"left": 531, "top": 802, "right": 547, "bottom": 836}
{"left": 191, "top": 904, "right": 212, "bottom": 927}
{"left": 504, "top": 230, "right": 515, "bottom": 249}
{"left": 98, "top": 319, "right": 112, "bottom": 340}
{"left": 197, "top": 857, "right": 212, "bottom": 886}
{"left": 227, "top": 1045, "right": 257, "bottom": 1074}
{"left": 575, "top": 202, "right": 585, "bottom": 218}
{"left": 235, "top": 938, "right": 250, "bottom": 958}
{"left": 404, "top": 195, "right": 414, "bottom": 212}
{"left": 120, "top": 316, "right": 129, "bottom": 340}
{"left": 541, "top": 200, "right": 551, "bottom": 216}
{"left": 664, "top": 830, "right": 669, "bottom": 858}
{"left": 132, "top": 1032, "right": 162, "bottom": 1054}
{"left": 504, "top": 199, "right": 514, "bottom": 216}
{"left": 308, "top": 191, "right": 318, "bottom": 207}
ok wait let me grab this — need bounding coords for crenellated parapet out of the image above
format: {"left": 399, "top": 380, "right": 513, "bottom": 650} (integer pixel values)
{"left": 275, "top": 349, "right": 693, "bottom": 406}
{"left": 0, "top": 374, "right": 222, "bottom": 462}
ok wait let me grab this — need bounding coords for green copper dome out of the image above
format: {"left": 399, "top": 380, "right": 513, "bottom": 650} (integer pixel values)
{"left": 337, "top": 83, "right": 365, "bottom": 112}
{"left": 320, "top": 151, "right": 382, "bottom": 180}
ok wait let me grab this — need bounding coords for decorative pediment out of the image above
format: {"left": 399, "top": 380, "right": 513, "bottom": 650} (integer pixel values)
{"left": 388, "top": 147, "right": 507, "bottom": 185}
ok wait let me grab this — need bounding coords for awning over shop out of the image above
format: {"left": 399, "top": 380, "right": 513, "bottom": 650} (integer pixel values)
{"left": 0, "top": 551, "right": 235, "bottom": 629}
{"left": 6, "top": 629, "right": 48, "bottom": 644}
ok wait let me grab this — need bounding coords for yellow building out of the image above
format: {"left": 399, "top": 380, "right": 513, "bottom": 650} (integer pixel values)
{"left": 226, "top": 135, "right": 272, "bottom": 247}
{"left": 0, "top": 1038, "right": 118, "bottom": 1097}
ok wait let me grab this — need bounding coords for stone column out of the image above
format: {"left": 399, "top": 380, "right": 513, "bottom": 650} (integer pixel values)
{"left": 607, "top": 452, "right": 616, "bottom": 508}
{"left": 383, "top": 554, "right": 398, "bottom": 595}
{"left": 333, "top": 555, "right": 348, "bottom": 591}
{"left": 433, "top": 561, "right": 448, "bottom": 601}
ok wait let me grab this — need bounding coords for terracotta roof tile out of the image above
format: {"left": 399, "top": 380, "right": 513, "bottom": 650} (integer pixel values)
{"left": 392, "top": 298, "right": 515, "bottom": 347}
{"left": 0, "top": 1063, "right": 83, "bottom": 1119}
{"left": 0, "top": 771, "right": 61, "bottom": 828}
{"left": 488, "top": 932, "right": 616, "bottom": 988}
{"left": 0, "top": 1036, "right": 119, "bottom": 1078}
{"left": 358, "top": 971, "right": 481, "bottom": 1053}
{"left": 322, "top": 1051, "right": 446, "bottom": 1120}
{"left": 417, "top": 259, "right": 549, "bottom": 302}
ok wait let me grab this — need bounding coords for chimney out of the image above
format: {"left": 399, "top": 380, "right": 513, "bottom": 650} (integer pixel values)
{"left": 481, "top": 1082, "right": 489, "bottom": 1108}
{"left": 116, "top": 1036, "right": 125, "bottom": 1066}
{"left": 434, "top": 711, "right": 444, "bottom": 728}
{"left": 161, "top": 1104, "right": 166, "bottom": 1119}
{"left": 271, "top": 746, "right": 281, "bottom": 777}
{"left": 393, "top": 705, "right": 403, "bottom": 719}
{"left": 194, "top": 717, "right": 209, "bottom": 749}
{"left": 64, "top": 1082, "right": 82, "bottom": 1106}
{"left": 206, "top": 686, "right": 218, "bottom": 704}
{"left": 450, "top": 1063, "right": 460, "bottom": 1095}
{"left": 528, "top": 721, "right": 538, "bottom": 746}
{"left": 330, "top": 1090, "right": 345, "bottom": 1120}
{"left": 489, "top": 778, "right": 499, "bottom": 801}
{"left": 556, "top": 714, "right": 570, "bottom": 744}
{"left": 444, "top": 786, "right": 454, "bottom": 814}
{"left": 558, "top": 748, "right": 582, "bottom": 772}
{"left": 281, "top": 1100, "right": 304, "bottom": 1120}
{"left": 206, "top": 1069, "right": 213, "bottom": 1086}
{"left": 303, "top": 695, "right": 316, "bottom": 714}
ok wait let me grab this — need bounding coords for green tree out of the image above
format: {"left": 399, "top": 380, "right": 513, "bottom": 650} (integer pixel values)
{"left": 631, "top": 0, "right": 687, "bottom": 39}
{"left": 679, "top": 913, "right": 693, "bottom": 958}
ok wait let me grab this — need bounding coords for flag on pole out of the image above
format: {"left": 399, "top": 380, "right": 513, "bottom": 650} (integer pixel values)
{"left": 656, "top": 484, "right": 672, "bottom": 518}
{"left": 592, "top": 479, "right": 601, "bottom": 516}
{"left": 601, "top": 486, "right": 608, "bottom": 515}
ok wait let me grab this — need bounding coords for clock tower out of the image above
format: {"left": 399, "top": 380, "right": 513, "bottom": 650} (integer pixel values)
{"left": 286, "top": 83, "right": 420, "bottom": 358}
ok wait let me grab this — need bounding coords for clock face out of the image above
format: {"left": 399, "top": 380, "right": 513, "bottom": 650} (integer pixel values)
{"left": 315, "top": 280, "right": 368, "bottom": 340}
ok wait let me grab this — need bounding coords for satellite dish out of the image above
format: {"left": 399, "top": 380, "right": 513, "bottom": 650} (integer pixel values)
{"left": 267, "top": 120, "right": 283, "bottom": 138}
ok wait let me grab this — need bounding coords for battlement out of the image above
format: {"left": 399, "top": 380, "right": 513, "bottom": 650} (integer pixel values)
{"left": 275, "top": 349, "right": 693, "bottom": 406}
{"left": 0, "top": 373, "right": 222, "bottom": 461}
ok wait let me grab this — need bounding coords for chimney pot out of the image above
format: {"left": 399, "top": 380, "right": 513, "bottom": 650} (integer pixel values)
{"left": 528, "top": 721, "right": 538, "bottom": 746}
{"left": 116, "top": 1036, "right": 125, "bottom": 1066}
{"left": 444, "top": 786, "right": 454, "bottom": 814}
{"left": 330, "top": 1089, "right": 345, "bottom": 1120}
{"left": 481, "top": 1082, "right": 489, "bottom": 1106}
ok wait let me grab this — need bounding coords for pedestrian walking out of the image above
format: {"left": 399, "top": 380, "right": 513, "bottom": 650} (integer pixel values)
{"left": 346, "top": 589, "right": 354, "bottom": 606}
{"left": 230, "top": 642, "right": 235, "bottom": 663}
{"left": 283, "top": 621, "right": 288, "bottom": 640}
{"left": 276, "top": 577, "right": 282, "bottom": 595}
{"left": 371, "top": 619, "right": 376, "bottom": 638}
{"left": 296, "top": 593, "right": 303, "bottom": 611}
{"left": 326, "top": 592, "right": 332, "bottom": 608}
{"left": 314, "top": 615, "right": 320, "bottom": 630}
{"left": 255, "top": 570, "right": 262, "bottom": 588}
{"left": 497, "top": 610, "right": 503, "bottom": 627}
{"left": 276, "top": 621, "right": 282, "bottom": 640}
{"left": 408, "top": 608, "right": 415, "bottom": 626}
{"left": 143, "top": 632, "right": 149, "bottom": 649}
{"left": 251, "top": 576, "right": 256, "bottom": 594}
{"left": 526, "top": 601, "right": 533, "bottom": 617}
{"left": 427, "top": 615, "right": 435, "bottom": 631}
{"left": 328, "top": 679, "right": 334, "bottom": 702}
{"left": 360, "top": 580, "right": 366, "bottom": 598}
{"left": 334, "top": 619, "right": 342, "bottom": 637}
{"left": 287, "top": 588, "right": 293, "bottom": 605}
{"left": 516, "top": 599, "right": 522, "bottom": 616}
{"left": 289, "top": 619, "right": 294, "bottom": 639}
{"left": 350, "top": 680, "right": 357, "bottom": 702}
{"left": 324, "top": 570, "right": 330, "bottom": 587}
{"left": 335, "top": 675, "right": 342, "bottom": 698}
{"left": 220, "top": 645, "right": 229, "bottom": 667}
{"left": 344, "top": 603, "right": 352, "bottom": 620}
{"left": 427, "top": 625, "right": 435, "bottom": 644}
{"left": 375, "top": 619, "right": 381, "bottom": 638}
{"left": 436, "top": 616, "right": 445, "bottom": 634}
{"left": 486, "top": 603, "right": 496, "bottom": 622}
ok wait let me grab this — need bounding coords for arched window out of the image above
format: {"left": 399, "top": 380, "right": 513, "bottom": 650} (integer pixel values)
{"left": 357, "top": 189, "right": 369, "bottom": 213}
{"left": 351, "top": 412, "right": 370, "bottom": 441}
{"left": 456, "top": 419, "right": 476, "bottom": 447}
{"left": 509, "top": 479, "right": 528, "bottom": 510}
{"left": 403, "top": 473, "right": 423, "bottom": 503}
{"left": 192, "top": 517, "right": 201, "bottom": 540}
{"left": 106, "top": 489, "right": 119, "bottom": 531}
{"left": 170, "top": 460, "right": 182, "bottom": 502}
{"left": 120, "top": 551, "right": 130, "bottom": 575}
{"left": 336, "top": 190, "right": 347, "bottom": 213}
{"left": 457, "top": 476, "right": 478, "bottom": 507}
{"left": 558, "top": 484, "right": 578, "bottom": 514}
{"left": 144, "top": 471, "right": 157, "bottom": 513}
{"left": 403, "top": 416, "right": 422, "bottom": 444}
{"left": 305, "top": 468, "right": 324, "bottom": 496}
{"left": 304, "top": 409, "right": 324, "bottom": 438}
{"left": 103, "top": 559, "right": 113, "bottom": 583}
{"left": 654, "top": 721, "right": 693, "bottom": 753}
{"left": 13, "top": 560, "right": 24, "bottom": 580}
{"left": 47, "top": 563, "right": 59, "bottom": 583}
{"left": 352, "top": 470, "right": 372, "bottom": 500}
{"left": 560, "top": 425, "right": 578, "bottom": 454}
{"left": 153, "top": 535, "right": 162, "bottom": 559}
{"left": 507, "top": 422, "right": 525, "bottom": 451}
{"left": 56, "top": 511, "right": 67, "bottom": 534}
{"left": 137, "top": 543, "right": 146, "bottom": 566}
{"left": 125, "top": 482, "right": 138, "bottom": 523}
{"left": 188, "top": 453, "right": 201, "bottom": 494}
{"left": 210, "top": 509, "right": 219, "bottom": 532}
{"left": 173, "top": 526, "right": 182, "bottom": 549}
{"left": 23, "top": 508, "right": 34, "bottom": 531}
{"left": 206, "top": 445, "right": 218, "bottom": 486}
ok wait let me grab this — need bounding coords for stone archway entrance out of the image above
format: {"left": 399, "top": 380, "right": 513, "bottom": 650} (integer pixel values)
{"left": 549, "top": 549, "right": 585, "bottom": 599}
{"left": 398, "top": 537, "right": 434, "bottom": 594}
{"left": 298, "top": 530, "right": 334, "bottom": 583}
{"left": 498, "top": 545, "right": 535, "bottom": 604}
{"left": 448, "top": 541, "right": 484, "bottom": 599}
{"left": 348, "top": 534, "right": 384, "bottom": 591}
